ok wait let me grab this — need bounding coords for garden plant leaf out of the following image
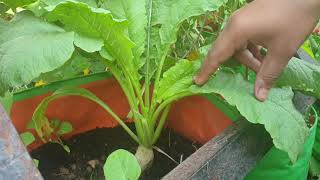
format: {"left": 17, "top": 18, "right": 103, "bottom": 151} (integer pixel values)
{"left": 0, "top": 91, "right": 13, "bottom": 113}
{"left": 42, "top": 0, "right": 98, "bottom": 8}
{"left": 148, "top": 0, "right": 228, "bottom": 79}
{"left": 1, "top": 0, "right": 37, "bottom": 9}
{"left": 277, "top": 57, "right": 320, "bottom": 99}
{"left": 45, "top": 1, "right": 138, "bottom": 81}
{"left": 20, "top": 131, "right": 35, "bottom": 146}
{"left": 103, "top": 0, "right": 147, "bottom": 68}
{"left": 155, "top": 59, "right": 198, "bottom": 102}
{"left": 190, "top": 71, "right": 309, "bottom": 162}
{"left": 156, "top": 58, "right": 310, "bottom": 162}
{"left": 0, "top": 11, "right": 74, "bottom": 95}
{"left": 104, "top": 149, "right": 141, "bottom": 180}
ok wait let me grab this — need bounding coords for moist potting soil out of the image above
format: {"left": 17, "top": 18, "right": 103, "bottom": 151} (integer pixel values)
{"left": 31, "top": 124, "right": 201, "bottom": 180}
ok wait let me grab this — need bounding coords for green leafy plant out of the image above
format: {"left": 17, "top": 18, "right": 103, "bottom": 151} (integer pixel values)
{"left": 1, "top": 0, "right": 320, "bottom": 174}
{"left": 104, "top": 149, "right": 141, "bottom": 180}
{"left": 20, "top": 131, "right": 39, "bottom": 167}
{"left": 27, "top": 112, "right": 74, "bottom": 153}
{"left": 20, "top": 131, "right": 35, "bottom": 147}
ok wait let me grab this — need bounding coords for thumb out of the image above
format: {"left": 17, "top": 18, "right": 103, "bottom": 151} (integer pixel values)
{"left": 255, "top": 52, "right": 290, "bottom": 101}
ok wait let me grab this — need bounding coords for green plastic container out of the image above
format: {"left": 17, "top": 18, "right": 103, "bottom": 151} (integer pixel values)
{"left": 245, "top": 107, "right": 318, "bottom": 180}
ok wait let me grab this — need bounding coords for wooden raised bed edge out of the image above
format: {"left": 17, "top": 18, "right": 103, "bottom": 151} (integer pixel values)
{"left": 0, "top": 104, "right": 43, "bottom": 180}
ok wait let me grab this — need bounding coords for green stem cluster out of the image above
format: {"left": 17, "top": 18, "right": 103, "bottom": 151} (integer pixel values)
{"left": 93, "top": 48, "right": 177, "bottom": 149}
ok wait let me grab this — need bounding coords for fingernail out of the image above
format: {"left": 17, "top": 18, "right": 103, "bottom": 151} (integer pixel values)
{"left": 193, "top": 76, "right": 200, "bottom": 84}
{"left": 257, "top": 87, "right": 268, "bottom": 101}
{"left": 255, "top": 79, "right": 268, "bottom": 101}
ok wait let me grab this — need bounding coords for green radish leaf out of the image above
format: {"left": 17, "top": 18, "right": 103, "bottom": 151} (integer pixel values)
{"left": 277, "top": 57, "right": 320, "bottom": 99}
{"left": 152, "top": 0, "right": 227, "bottom": 46}
{"left": 36, "top": 51, "right": 105, "bottom": 83}
{"left": 301, "top": 39, "right": 315, "bottom": 58}
{"left": 50, "top": 119, "right": 61, "bottom": 130}
{"left": 148, "top": 0, "right": 228, "bottom": 77}
{"left": 155, "top": 59, "right": 198, "bottom": 102}
{"left": 57, "top": 121, "right": 73, "bottom": 135}
{"left": 49, "top": 118, "right": 73, "bottom": 135}
{"left": 0, "top": 11, "right": 74, "bottom": 95}
{"left": 36, "top": 116, "right": 54, "bottom": 142}
{"left": 104, "top": 149, "right": 141, "bottom": 180}
{"left": 1, "top": 0, "right": 37, "bottom": 8}
{"left": 42, "top": 0, "right": 98, "bottom": 8}
{"left": 0, "top": 3, "right": 9, "bottom": 15}
{"left": 99, "top": 47, "right": 114, "bottom": 61}
{"left": 190, "top": 71, "right": 309, "bottom": 163}
{"left": 156, "top": 58, "right": 309, "bottom": 162}
{"left": 74, "top": 33, "right": 104, "bottom": 53}
{"left": 103, "top": 0, "right": 147, "bottom": 68}
{"left": 45, "top": 1, "right": 138, "bottom": 82}
{"left": 144, "top": 26, "right": 161, "bottom": 80}
{"left": 48, "top": 118, "right": 72, "bottom": 153}
{"left": 30, "top": 87, "right": 120, "bottom": 143}
{"left": 0, "top": 91, "right": 13, "bottom": 114}
{"left": 25, "top": 1, "right": 48, "bottom": 17}
{"left": 20, "top": 131, "right": 35, "bottom": 146}
{"left": 310, "top": 35, "right": 320, "bottom": 61}
{"left": 27, "top": 119, "right": 36, "bottom": 130}
{"left": 161, "top": 56, "right": 179, "bottom": 73}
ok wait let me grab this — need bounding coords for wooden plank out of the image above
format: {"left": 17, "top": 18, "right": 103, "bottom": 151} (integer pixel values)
{"left": 163, "top": 119, "right": 272, "bottom": 180}
{"left": 0, "top": 104, "right": 43, "bottom": 180}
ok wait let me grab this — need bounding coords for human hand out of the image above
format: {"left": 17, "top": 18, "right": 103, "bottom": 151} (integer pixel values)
{"left": 194, "top": 0, "right": 320, "bottom": 101}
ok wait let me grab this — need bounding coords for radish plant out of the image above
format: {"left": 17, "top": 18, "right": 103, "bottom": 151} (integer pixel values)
{"left": 1, "top": 0, "right": 320, "bottom": 173}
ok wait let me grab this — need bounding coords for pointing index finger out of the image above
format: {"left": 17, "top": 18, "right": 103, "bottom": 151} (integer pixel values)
{"left": 194, "top": 32, "right": 236, "bottom": 85}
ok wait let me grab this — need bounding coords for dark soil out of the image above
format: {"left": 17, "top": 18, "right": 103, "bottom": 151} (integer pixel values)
{"left": 31, "top": 124, "right": 201, "bottom": 180}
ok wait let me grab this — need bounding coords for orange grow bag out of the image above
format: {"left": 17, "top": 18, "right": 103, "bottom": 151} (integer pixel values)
{"left": 10, "top": 74, "right": 235, "bottom": 150}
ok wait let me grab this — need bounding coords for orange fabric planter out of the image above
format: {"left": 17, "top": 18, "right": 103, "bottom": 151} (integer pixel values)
{"left": 11, "top": 78, "right": 232, "bottom": 149}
